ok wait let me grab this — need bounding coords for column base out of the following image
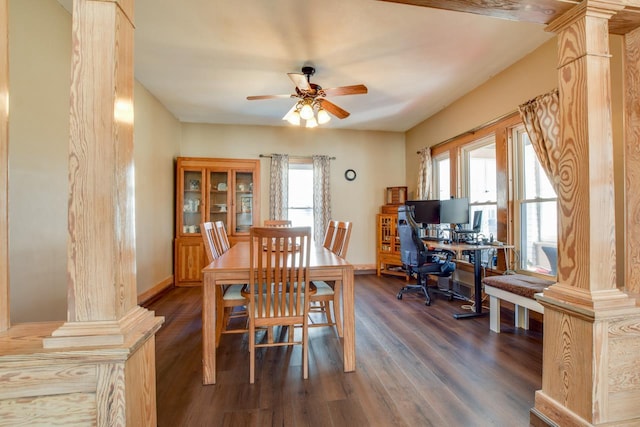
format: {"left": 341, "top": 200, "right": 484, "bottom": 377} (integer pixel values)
{"left": 43, "top": 306, "right": 162, "bottom": 349}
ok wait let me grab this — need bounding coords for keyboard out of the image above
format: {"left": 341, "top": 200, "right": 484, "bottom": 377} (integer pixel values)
{"left": 423, "top": 237, "right": 444, "bottom": 242}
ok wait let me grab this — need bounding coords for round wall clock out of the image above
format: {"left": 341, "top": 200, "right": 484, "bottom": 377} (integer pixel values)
{"left": 344, "top": 169, "right": 357, "bottom": 181}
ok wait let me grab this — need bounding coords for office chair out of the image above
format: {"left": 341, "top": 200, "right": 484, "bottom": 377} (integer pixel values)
{"left": 396, "top": 205, "right": 457, "bottom": 306}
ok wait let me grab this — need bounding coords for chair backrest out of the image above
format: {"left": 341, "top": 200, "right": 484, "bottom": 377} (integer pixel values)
{"left": 397, "top": 206, "right": 428, "bottom": 268}
{"left": 201, "top": 222, "right": 221, "bottom": 263}
{"left": 263, "top": 220, "right": 292, "bottom": 227}
{"left": 322, "top": 220, "right": 338, "bottom": 250}
{"left": 213, "top": 220, "right": 231, "bottom": 253}
{"left": 329, "top": 221, "right": 352, "bottom": 258}
{"left": 249, "top": 226, "right": 311, "bottom": 321}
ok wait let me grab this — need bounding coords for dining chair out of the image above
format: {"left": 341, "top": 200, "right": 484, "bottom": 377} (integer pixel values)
{"left": 322, "top": 220, "right": 338, "bottom": 249}
{"left": 310, "top": 220, "right": 353, "bottom": 337}
{"left": 201, "top": 222, "right": 247, "bottom": 341}
{"left": 243, "top": 226, "right": 316, "bottom": 383}
{"left": 263, "top": 219, "right": 292, "bottom": 227}
{"left": 213, "top": 220, "right": 231, "bottom": 253}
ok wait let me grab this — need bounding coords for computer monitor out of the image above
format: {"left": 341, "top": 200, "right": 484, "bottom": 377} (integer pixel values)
{"left": 471, "top": 210, "right": 482, "bottom": 231}
{"left": 405, "top": 200, "right": 440, "bottom": 224}
{"left": 440, "top": 197, "right": 470, "bottom": 225}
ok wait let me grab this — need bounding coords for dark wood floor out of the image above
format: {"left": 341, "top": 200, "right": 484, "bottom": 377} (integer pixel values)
{"left": 148, "top": 274, "right": 543, "bottom": 427}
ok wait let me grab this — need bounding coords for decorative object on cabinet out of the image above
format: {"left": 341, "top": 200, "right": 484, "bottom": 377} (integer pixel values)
{"left": 376, "top": 204, "right": 405, "bottom": 277}
{"left": 385, "top": 186, "right": 407, "bottom": 205}
{"left": 175, "top": 157, "right": 260, "bottom": 286}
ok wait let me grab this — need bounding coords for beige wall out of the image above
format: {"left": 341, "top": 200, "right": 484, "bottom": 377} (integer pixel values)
{"left": 133, "top": 83, "right": 181, "bottom": 299}
{"left": 8, "top": 0, "right": 180, "bottom": 322}
{"left": 8, "top": 0, "right": 71, "bottom": 322}
{"left": 405, "top": 38, "right": 559, "bottom": 188}
{"left": 405, "top": 35, "right": 626, "bottom": 286}
{"left": 180, "top": 123, "right": 406, "bottom": 266}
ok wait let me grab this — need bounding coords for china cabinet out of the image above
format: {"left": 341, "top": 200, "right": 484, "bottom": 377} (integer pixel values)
{"left": 174, "top": 157, "right": 260, "bottom": 285}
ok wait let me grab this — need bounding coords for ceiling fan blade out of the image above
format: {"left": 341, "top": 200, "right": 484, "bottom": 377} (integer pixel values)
{"left": 322, "top": 84, "right": 368, "bottom": 97}
{"left": 247, "top": 94, "right": 293, "bottom": 101}
{"left": 318, "top": 99, "right": 350, "bottom": 119}
{"left": 287, "top": 73, "right": 311, "bottom": 91}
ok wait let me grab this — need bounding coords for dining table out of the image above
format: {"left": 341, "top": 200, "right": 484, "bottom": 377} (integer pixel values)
{"left": 201, "top": 241, "right": 355, "bottom": 385}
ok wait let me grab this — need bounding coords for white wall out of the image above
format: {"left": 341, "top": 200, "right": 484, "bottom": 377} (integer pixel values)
{"left": 180, "top": 123, "right": 406, "bottom": 266}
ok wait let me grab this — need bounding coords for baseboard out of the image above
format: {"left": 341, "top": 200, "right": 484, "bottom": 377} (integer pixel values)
{"left": 354, "top": 264, "right": 375, "bottom": 275}
{"left": 530, "top": 408, "right": 558, "bottom": 427}
{"left": 138, "top": 276, "right": 174, "bottom": 306}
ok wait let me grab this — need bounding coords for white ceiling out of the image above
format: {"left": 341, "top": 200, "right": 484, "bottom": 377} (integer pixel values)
{"left": 58, "top": 0, "right": 553, "bottom": 132}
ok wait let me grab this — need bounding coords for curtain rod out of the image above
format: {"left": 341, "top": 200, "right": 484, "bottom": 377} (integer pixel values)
{"left": 259, "top": 154, "right": 336, "bottom": 160}
{"left": 417, "top": 110, "right": 519, "bottom": 154}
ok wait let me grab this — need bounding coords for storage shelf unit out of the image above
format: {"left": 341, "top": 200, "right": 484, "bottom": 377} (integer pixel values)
{"left": 174, "top": 157, "right": 260, "bottom": 286}
{"left": 376, "top": 205, "right": 405, "bottom": 277}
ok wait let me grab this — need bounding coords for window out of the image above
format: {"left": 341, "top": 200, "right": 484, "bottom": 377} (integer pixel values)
{"left": 433, "top": 153, "right": 450, "bottom": 201}
{"left": 288, "top": 162, "right": 314, "bottom": 235}
{"left": 514, "top": 125, "right": 557, "bottom": 275}
{"left": 462, "top": 135, "right": 497, "bottom": 239}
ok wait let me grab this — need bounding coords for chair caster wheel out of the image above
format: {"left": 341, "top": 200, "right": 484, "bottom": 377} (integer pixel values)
{"left": 425, "top": 300, "right": 431, "bottom": 306}
{"left": 448, "top": 295, "right": 453, "bottom": 301}
{"left": 397, "top": 293, "right": 403, "bottom": 300}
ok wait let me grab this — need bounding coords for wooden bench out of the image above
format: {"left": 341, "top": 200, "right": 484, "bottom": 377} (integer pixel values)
{"left": 482, "top": 274, "right": 554, "bottom": 333}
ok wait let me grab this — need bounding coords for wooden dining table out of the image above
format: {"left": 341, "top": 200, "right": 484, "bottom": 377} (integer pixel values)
{"left": 201, "top": 241, "right": 355, "bottom": 385}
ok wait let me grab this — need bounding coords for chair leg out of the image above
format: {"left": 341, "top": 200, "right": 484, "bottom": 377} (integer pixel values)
{"left": 323, "top": 301, "right": 334, "bottom": 325}
{"left": 302, "top": 321, "right": 309, "bottom": 380}
{"left": 249, "top": 323, "right": 255, "bottom": 384}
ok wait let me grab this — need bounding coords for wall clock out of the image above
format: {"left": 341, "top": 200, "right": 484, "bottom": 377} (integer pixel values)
{"left": 344, "top": 169, "right": 357, "bottom": 181}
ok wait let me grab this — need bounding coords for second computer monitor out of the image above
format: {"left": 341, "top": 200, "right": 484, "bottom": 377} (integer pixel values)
{"left": 406, "top": 199, "right": 440, "bottom": 224}
{"left": 440, "top": 197, "right": 470, "bottom": 225}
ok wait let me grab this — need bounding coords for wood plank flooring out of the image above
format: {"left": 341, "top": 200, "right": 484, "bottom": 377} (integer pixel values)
{"left": 148, "top": 274, "right": 542, "bottom": 426}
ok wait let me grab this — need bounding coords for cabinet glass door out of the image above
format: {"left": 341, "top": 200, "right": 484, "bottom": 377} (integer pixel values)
{"left": 209, "top": 171, "right": 229, "bottom": 230}
{"left": 234, "top": 171, "right": 254, "bottom": 233}
{"left": 182, "top": 170, "right": 204, "bottom": 234}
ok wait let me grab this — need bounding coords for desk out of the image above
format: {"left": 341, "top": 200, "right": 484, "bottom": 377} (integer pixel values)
{"left": 425, "top": 241, "right": 511, "bottom": 319}
{"left": 201, "top": 241, "right": 355, "bottom": 385}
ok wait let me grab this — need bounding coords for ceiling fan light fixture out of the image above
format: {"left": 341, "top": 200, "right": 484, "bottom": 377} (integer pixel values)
{"left": 317, "top": 108, "right": 331, "bottom": 124}
{"left": 284, "top": 109, "right": 301, "bottom": 126}
{"left": 300, "top": 101, "right": 314, "bottom": 120}
{"left": 306, "top": 116, "right": 318, "bottom": 128}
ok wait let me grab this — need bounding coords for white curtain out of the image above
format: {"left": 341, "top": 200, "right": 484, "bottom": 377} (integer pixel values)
{"left": 269, "top": 154, "right": 289, "bottom": 220}
{"left": 312, "top": 155, "right": 332, "bottom": 243}
{"left": 416, "top": 147, "right": 432, "bottom": 200}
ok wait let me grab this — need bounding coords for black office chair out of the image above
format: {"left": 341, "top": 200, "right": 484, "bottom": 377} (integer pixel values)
{"left": 396, "top": 205, "right": 457, "bottom": 306}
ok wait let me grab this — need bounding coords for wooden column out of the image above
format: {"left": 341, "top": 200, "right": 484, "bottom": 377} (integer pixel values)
{"left": 44, "top": 0, "right": 159, "bottom": 348}
{"left": 533, "top": 1, "right": 640, "bottom": 425}
{"left": 624, "top": 27, "right": 640, "bottom": 297}
{"left": 0, "top": 0, "right": 8, "bottom": 332}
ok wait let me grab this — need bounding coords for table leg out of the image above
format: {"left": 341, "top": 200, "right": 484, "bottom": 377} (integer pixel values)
{"left": 342, "top": 265, "right": 355, "bottom": 372}
{"left": 454, "top": 248, "right": 488, "bottom": 319}
{"left": 202, "top": 273, "right": 217, "bottom": 385}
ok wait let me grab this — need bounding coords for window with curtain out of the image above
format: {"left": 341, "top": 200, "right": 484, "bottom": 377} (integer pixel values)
{"left": 462, "top": 135, "right": 497, "bottom": 239}
{"left": 433, "top": 153, "right": 450, "bottom": 201}
{"left": 288, "top": 161, "right": 314, "bottom": 235}
{"left": 514, "top": 125, "right": 557, "bottom": 275}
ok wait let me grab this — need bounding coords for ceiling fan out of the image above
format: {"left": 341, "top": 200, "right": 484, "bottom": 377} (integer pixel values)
{"left": 246, "top": 66, "right": 368, "bottom": 127}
